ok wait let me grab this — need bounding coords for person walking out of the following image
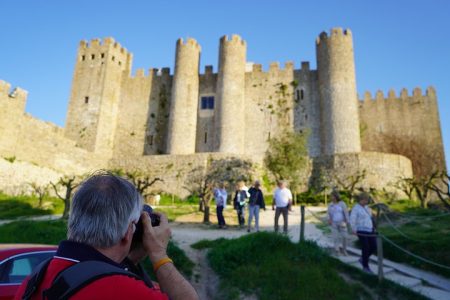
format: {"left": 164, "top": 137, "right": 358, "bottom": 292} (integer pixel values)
{"left": 327, "top": 189, "right": 349, "bottom": 255}
{"left": 214, "top": 182, "right": 227, "bottom": 229}
{"left": 350, "top": 192, "right": 377, "bottom": 273}
{"left": 272, "top": 181, "right": 292, "bottom": 234}
{"left": 247, "top": 180, "right": 265, "bottom": 232}
{"left": 233, "top": 181, "right": 249, "bottom": 228}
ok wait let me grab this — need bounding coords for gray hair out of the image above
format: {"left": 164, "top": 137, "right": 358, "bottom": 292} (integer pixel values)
{"left": 68, "top": 172, "right": 142, "bottom": 248}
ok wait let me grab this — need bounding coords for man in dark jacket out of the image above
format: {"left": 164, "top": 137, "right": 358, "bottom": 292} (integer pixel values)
{"left": 247, "top": 180, "right": 265, "bottom": 232}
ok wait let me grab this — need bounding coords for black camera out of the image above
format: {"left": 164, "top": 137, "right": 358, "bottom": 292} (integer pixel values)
{"left": 132, "top": 204, "right": 160, "bottom": 246}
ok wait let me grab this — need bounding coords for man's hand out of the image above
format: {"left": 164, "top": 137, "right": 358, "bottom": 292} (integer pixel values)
{"left": 272, "top": 205, "right": 275, "bottom": 211}
{"left": 142, "top": 212, "right": 171, "bottom": 264}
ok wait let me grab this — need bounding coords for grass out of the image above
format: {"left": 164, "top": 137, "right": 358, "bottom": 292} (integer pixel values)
{"left": 197, "top": 232, "right": 425, "bottom": 300}
{"left": 0, "top": 193, "right": 63, "bottom": 220}
{"left": 155, "top": 205, "right": 198, "bottom": 222}
{"left": 378, "top": 206, "right": 450, "bottom": 278}
{"left": 157, "top": 194, "right": 199, "bottom": 206}
{"left": 0, "top": 220, "right": 194, "bottom": 278}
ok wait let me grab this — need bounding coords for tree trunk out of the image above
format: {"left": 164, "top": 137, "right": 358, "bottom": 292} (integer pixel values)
{"left": 199, "top": 198, "right": 204, "bottom": 212}
{"left": 203, "top": 205, "right": 210, "bottom": 223}
{"left": 62, "top": 187, "right": 72, "bottom": 219}
{"left": 62, "top": 198, "right": 70, "bottom": 219}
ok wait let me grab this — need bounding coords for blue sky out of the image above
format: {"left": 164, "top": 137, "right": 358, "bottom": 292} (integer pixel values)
{"left": 1, "top": 0, "right": 449, "bottom": 169}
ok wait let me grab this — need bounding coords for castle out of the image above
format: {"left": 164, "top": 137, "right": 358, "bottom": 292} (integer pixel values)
{"left": 0, "top": 28, "right": 446, "bottom": 195}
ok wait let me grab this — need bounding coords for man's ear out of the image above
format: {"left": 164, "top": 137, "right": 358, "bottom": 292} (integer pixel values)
{"left": 122, "top": 223, "right": 134, "bottom": 245}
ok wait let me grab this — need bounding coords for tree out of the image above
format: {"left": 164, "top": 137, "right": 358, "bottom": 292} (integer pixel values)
{"left": 428, "top": 171, "right": 450, "bottom": 210}
{"left": 394, "top": 176, "right": 434, "bottom": 209}
{"left": 264, "top": 131, "right": 309, "bottom": 203}
{"left": 184, "top": 157, "right": 253, "bottom": 223}
{"left": 333, "top": 170, "right": 367, "bottom": 203}
{"left": 28, "top": 182, "right": 49, "bottom": 208}
{"left": 111, "top": 169, "right": 163, "bottom": 199}
{"left": 50, "top": 176, "right": 80, "bottom": 219}
{"left": 392, "top": 177, "right": 415, "bottom": 200}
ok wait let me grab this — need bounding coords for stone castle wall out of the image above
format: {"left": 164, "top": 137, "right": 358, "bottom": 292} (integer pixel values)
{"left": 311, "top": 152, "right": 413, "bottom": 192}
{"left": 0, "top": 80, "right": 105, "bottom": 176}
{"left": 359, "top": 87, "right": 446, "bottom": 176}
{"left": 109, "top": 152, "right": 259, "bottom": 197}
{"left": 0, "top": 28, "right": 445, "bottom": 198}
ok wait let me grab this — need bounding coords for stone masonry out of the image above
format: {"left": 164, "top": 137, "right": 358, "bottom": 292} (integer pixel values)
{"left": 0, "top": 28, "right": 446, "bottom": 196}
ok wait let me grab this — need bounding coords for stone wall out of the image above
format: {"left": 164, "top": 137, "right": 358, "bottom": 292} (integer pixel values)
{"left": 359, "top": 87, "right": 446, "bottom": 176}
{"left": 311, "top": 152, "right": 413, "bottom": 192}
{"left": 0, "top": 80, "right": 105, "bottom": 176}
{"left": 0, "top": 158, "right": 63, "bottom": 195}
{"left": 109, "top": 152, "right": 258, "bottom": 197}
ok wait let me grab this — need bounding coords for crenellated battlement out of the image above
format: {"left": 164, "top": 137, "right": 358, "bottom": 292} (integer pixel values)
{"left": 131, "top": 68, "right": 149, "bottom": 78}
{"left": 201, "top": 65, "right": 214, "bottom": 76}
{"left": 220, "top": 34, "right": 246, "bottom": 46}
{"left": 360, "top": 86, "right": 437, "bottom": 104}
{"left": 79, "top": 37, "right": 129, "bottom": 55}
{"left": 176, "top": 38, "right": 201, "bottom": 50}
{"left": 77, "top": 37, "right": 132, "bottom": 70}
{"left": 149, "top": 67, "right": 171, "bottom": 77}
{"left": 301, "top": 61, "right": 310, "bottom": 71}
{"left": 0, "top": 80, "right": 28, "bottom": 102}
{"left": 316, "top": 27, "right": 352, "bottom": 45}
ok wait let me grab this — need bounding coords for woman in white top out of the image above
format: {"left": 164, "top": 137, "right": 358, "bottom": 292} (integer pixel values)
{"left": 327, "top": 190, "right": 349, "bottom": 255}
{"left": 349, "top": 192, "right": 376, "bottom": 273}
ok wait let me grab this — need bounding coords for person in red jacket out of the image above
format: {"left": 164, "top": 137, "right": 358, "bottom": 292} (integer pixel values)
{"left": 15, "top": 172, "right": 198, "bottom": 300}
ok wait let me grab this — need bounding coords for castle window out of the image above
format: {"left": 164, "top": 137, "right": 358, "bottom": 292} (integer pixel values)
{"left": 81, "top": 55, "right": 85, "bottom": 61}
{"left": 91, "top": 54, "right": 95, "bottom": 60}
{"left": 204, "top": 132, "right": 207, "bottom": 144}
{"left": 296, "top": 89, "right": 305, "bottom": 101}
{"left": 147, "top": 134, "right": 154, "bottom": 146}
{"left": 118, "top": 61, "right": 122, "bottom": 66}
{"left": 84, "top": 96, "right": 89, "bottom": 104}
{"left": 112, "top": 56, "right": 115, "bottom": 61}
{"left": 200, "top": 96, "right": 214, "bottom": 110}
{"left": 101, "top": 53, "right": 105, "bottom": 59}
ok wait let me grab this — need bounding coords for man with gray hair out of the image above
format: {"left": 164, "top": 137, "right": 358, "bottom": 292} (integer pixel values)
{"left": 15, "top": 172, "right": 198, "bottom": 300}
{"left": 272, "top": 180, "right": 292, "bottom": 234}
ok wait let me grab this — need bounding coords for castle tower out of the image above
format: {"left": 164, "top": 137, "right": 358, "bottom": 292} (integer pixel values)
{"left": 316, "top": 28, "right": 361, "bottom": 155}
{"left": 65, "top": 37, "right": 132, "bottom": 158}
{"left": 166, "top": 38, "right": 201, "bottom": 154}
{"left": 214, "top": 35, "right": 246, "bottom": 153}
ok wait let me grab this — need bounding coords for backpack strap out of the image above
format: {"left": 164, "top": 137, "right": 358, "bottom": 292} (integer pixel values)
{"left": 42, "top": 260, "right": 143, "bottom": 300}
{"left": 22, "top": 257, "right": 53, "bottom": 300}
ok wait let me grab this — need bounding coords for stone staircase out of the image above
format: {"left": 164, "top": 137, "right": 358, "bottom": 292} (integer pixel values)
{"left": 334, "top": 246, "right": 450, "bottom": 300}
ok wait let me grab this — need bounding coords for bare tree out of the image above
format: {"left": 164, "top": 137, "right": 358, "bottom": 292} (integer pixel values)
{"left": 394, "top": 176, "right": 435, "bottom": 209}
{"left": 28, "top": 182, "right": 49, "bottom": 208}
{"left": 184, "top": 158, "right": 253, "bottom": 223}
{"left": 429, "top": 171, "right": 450, "bottom": 210}
{"left": 50, "top": 176, "right": 79, "bottom": 219}
{"left": 111, "top": 169, "right": 163, "bottom": 199}
{"left": 333, "top": 170, "right": 367, "bottom": 203}
{"left": 392, "top": 177, "right": 415, "bottom": 200}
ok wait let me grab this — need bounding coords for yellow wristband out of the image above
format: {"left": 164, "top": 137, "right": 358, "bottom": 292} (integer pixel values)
{"left": 153, "top": 257, "right": 173, "bottom": 273}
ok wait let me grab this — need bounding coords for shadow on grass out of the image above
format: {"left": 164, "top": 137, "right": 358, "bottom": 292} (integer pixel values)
{"left": 0, "top": 199, "right": 52, "bottom": 220}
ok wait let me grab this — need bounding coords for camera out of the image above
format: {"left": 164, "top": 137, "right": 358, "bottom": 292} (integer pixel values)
{"left": 132, "top": 204, "right": 160, "bottom": 246}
